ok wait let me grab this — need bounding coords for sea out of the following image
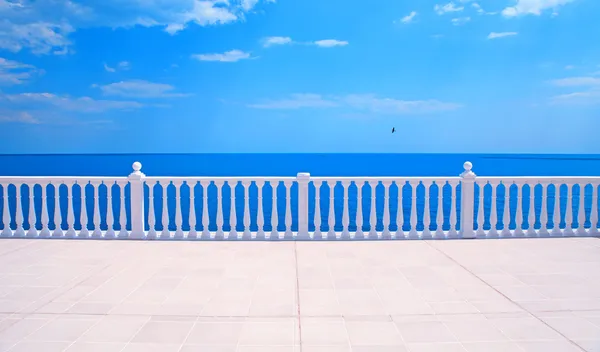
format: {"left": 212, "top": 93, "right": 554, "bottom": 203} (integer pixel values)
{"left": 0, "top": 154, "right": 599, "bottom": 233}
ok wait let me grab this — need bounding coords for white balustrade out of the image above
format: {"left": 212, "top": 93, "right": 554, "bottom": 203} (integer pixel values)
{"left": 0, "top": 162, "right": 598, "bottom": 241}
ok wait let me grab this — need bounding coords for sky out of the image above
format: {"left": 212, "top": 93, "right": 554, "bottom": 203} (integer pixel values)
{"left": 0, "top": 0, "right": 599, "bottom": 154}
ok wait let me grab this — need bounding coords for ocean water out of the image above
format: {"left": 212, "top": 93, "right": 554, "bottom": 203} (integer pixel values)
{"left": 0, "top": 154, "right": 599, "bottom": 234}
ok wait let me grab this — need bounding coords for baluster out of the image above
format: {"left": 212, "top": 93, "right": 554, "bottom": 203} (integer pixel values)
{"left": 368, "top": 181, "right": 378, "bottom": 239}
{"left": 328, "top": 181, "right": 336, "bottom": 239}
{"left": 475, "top": 182, "right": 485, "bottom": 237}
{"left": 243, "top": 181, "right": 252, "bottom": 239}
{"left": 488, "top": 182, "right": 498, "bottom": 237}
{"left": 270, "top": 181, "right": 279, "bottom": 239}
{"left": 313, "top": 181, "right": 323, "bottom": 239}
{"left": 381, "top": 181, "right": 391, "bottom": 239}
{"left": 538, "top": 183, "right": 549, "bottom": 236}
{"left": 590, "top": 184, "right": 598, "bottom": 234}
{"left": 448, "top": 181, "right": 458, "bottom": 237}
{"left": 78, "top": 182, "right": 89, "bottom": 238}
{"left": 341, "top": 181, "right": 350, "bottom": 239}
{"left": 514, "top": 183, "right": 524, "bottom": 236}
{"left": 435, "top": 181, "right": 444, "bottom": 238}
{"left": 160, "top": 182, "right": 171, "bottom": 239}
{"left": 564, "top": 183, "right": 574, "bottom": 236}
{"left": 189, "top": 181, "right": 197, "bottom": 239}
{"left": 526, "top": 183, "right": 537, "bottom": 236}
{"left": 65, "top": 182, "right": 76, "bottom": 237}
{"left": 395, "top": 181, "right": 405, "bottom": 239}
{"left": 577, "top": 183, "right": 587, "bottom": 235}
{"left": 174, "top": 181, "right": 184, "bottom": 238}
{"left": 552, "top": 183, "right": 562, "bottom": 236}
{"left": 116, "top": 181, "right": 127, "bottom": 238}
{"left": 105, "top": 182, "right": 116, "bottom": 238}
{"left": 201, "top": 180, "right": 210, "bottom": 239}
{"left": 146, "top": 182, "right": 156, "bottom": 239}
{"left": 284, "top": 180, "right": 293, "bottom": 239}
{"left": 355, "top": 181, "right": 364, "bottom": 239}
{"left": 39, "top": 184, "right": 50, "bottom": 237}
{"left": 1, "top": 184, "right": 12, "bottom": 237}
{"left": 422, "top": 181, "right": 432, "bottom": 239}
{"left": 228, "top": 180, "right": 238, "bottom": 239}
{"left": 215, "top": 181, "right": 225, "bottom": 239}
{"left": 501, "top": 182, "right": 511, "bottom": 237}
{"left": 26, "top": 184, "right": 37, "bottom": 237}
{"left": 256, "top": 180, "right": 265, "bottom": 239}
{"left": 91, "top": 182, "right": 102, "bottom": 237}
{"left": 14, "top": 183, "right": 25, "bottom": 237}
{"left": 408, "top": 181, "right": 418, "bottom": 239}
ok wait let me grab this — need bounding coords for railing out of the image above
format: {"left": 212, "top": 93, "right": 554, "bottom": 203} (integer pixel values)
{"left": 0, "top": 161, "right": 598, "bottom": 240}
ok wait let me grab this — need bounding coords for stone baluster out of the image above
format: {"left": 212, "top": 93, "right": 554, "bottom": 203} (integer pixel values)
{"left": 91, "top": 182, "right": 102, "bottom": 238}
{"left": 78, "top": 182, "right": 89, "bottom": 238}
{"left": 65, "top": 182, "right": 76, "bottom": 237}
{"left": 160, "top": 182, "right": 171, "bottom": 239}
{"left": 590, "top": 184, "right": 598, "bottom": 234}
{"left": 475, "top": 182, "right": 485, "bottom": 237}
{"left": 39, "top": 184, "right": 51, "bottom": 238}
{"left": 105, "top": 182, "right": 116, "bottom": 238}
{"left": 501, "top": 182, "right": 511, "bottom": 237}
{"left": 552, "top": 183, "right": 562, "bottom": 236}
{"left": 577, "top": 183, "right": 587, "bottom": 235}
{"left": 215, "top": 181, "right": 225, "bottom": 239}
{"left": 174, "top": 181, "right": 184, "bottom": 239}
{"left": 256, "top": 180, "right": 265, "bottom": 239}
{"left": 514, "top": 183, "right": 524, "bottom": 236}
{"left": 14, "top": 183, "right": 25, "bottom": 237}
{"left": 1, "top": 184, "right": 11, "bottom": 237}
{"left": 435, "top": 181, "right": 444, "bottom": 238}
{"left": 408, "top": 181, "right": 418, "bottom": 239}
{"left": 355, "top": 181, "right": 364, "bottom": 239}
{"left": 284, "top": 180, "right": 293, "bottom": 239}
{"left": 118, "top": 181, "right": 128, "bottom": 238}
{"left": 527, "top": 183, "right": 537, "bottom": 236}
{"left": 188, "top": 182, "right": 197, "bottom": 239}
{"left": 26, "top": 184, "right": 37, "bottom": 237}
{"left": 488, "top": 182, "right": 498, "bottom": 237}
{"left": 341, "top": 181, "right": 350, "bottom": 239}
{"left": 327, "top": 181, "right": 336, "bottom": 239}
{"left": 313, "top": 181, "right": 323, "bottom": 240}
{"left": 395, "top": 180, "right": 405, "bottom": 239}
{"left": 271, "top": 181, "right": 279, "bottom": 240}
{"left": 382, "top": 181, "right": 392, "bottom": 239}
{"left": 448, "top": 181, "right": 458, "bottom": 237}
{"left": 201, "top": 180, "right": 210, "bottom": 239}
{"left": 564, "top": 183, "right": 574, "bottom": 236}
{"left": 538, "top": 183, "right": 549, "bottom": 236}
{"left": 228, "top": 181, "right": 238, "bottom": 239}
{"left": 146, "top": 182, "right": 156, "bottom": 239}
{"left": 422, "top": 181, "right": 432, "bottom": 239}
{"left": 368, "top": 181, "right": 378, "bottom": 239}
{"left": 243, "top": 181, "right": 252, "bottom": 239}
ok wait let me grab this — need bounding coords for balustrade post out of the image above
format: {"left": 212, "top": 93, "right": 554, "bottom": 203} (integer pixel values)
{"left": 460, "top": 161, "right": 476, "bottom": 239}
{"left": 128, "top": 162, "right": 146, "bottom": 239}
{"left": 296, "top": 173, "right": 311, "bottom": 239}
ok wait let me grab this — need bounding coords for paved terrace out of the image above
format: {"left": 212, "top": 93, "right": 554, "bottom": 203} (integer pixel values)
{"left": 0, "top": 238, "right": 599, "bottom": 352}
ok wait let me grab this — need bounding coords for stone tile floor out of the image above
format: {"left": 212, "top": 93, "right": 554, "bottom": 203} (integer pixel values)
{"left": 0, "top": 237, "right": 599, "bottom": 351}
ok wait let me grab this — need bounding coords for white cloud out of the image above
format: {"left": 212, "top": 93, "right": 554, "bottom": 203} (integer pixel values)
{"left": 451, "top": 17, "right": 471, "bottom": 25}
{"left": 191, "top": 49, "right": 252, "bottom": 62}
{"left": 487, "top": 31, "right": 518, "bottom": 39}
{"left": 502, "top": 0, "right": 576, "bottom": 17}
{"left": 0, "top": 0, "right": 275, "bottom": 54}
{"left": 400, "top": 11, "right": 418, "bottom": 23}
{"left": 104, "top": 61, "right": 131, "bottom": 72}
{"left": 0, "top": 111, "right": 40, "bottom": 124}
{"left": 103, "top": 63, "right": 116, "bottom": 73}
{"left": 549, "top": 76, "right": 600, "bottom": 87}
{"left": 1, "top": 92, "right": 143, "bottom": 112}
{"left": 434, "top": 2, "right": 464, "bottom": 15}
{"left": 248, "top": 93, "right": 462, "bottom": 114}
{"left": 549, "top": 75, "right": 600, "bottom": 105}
{"left": 262, "top": 36, "right": 292, "bottom": 47}
{"left": 313, "top": 39, "right": 349, "bottom": 48}
{"left": 0, "top": 57, "right": 39, "bottom": 85}
{"left": 95, "top": 80, "right": 190, "bottom": 98}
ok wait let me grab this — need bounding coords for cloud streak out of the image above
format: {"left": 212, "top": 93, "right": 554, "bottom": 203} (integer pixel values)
{"left": 487, "top": 32, "right": 518, "bottom": 39}
{"left": 191, "top": 50, "right": 252, "bottom": 62}
{"left": 0, "top": 57, "right": 41, "bottom": 85}
{"left": 502, "top": 0, "right": 576, "bottom": 17}
{"left": 313, "top": 39, "right": 349, "bottom": 48}
{"left": 1, "top": 92, "right": 144, "bottom": 113}
{"left": 94, "top": 80, "right": 191, "bottom": 98}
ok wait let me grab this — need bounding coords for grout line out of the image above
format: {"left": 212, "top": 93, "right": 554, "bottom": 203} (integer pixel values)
{"left": 425, "top": 240, "right": 588, "bottom": 352}
{"left": 293, "top": 241, "right": 303, "bottom": 352}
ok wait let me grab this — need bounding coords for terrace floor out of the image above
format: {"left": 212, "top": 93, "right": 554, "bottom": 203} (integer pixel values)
{"left": 0, "top": 237, "right": 599, "bottom": 352}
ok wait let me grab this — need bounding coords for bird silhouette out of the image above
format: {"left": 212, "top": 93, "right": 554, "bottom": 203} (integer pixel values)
{"left": 392, "top": 127, "right": 396, "bottom": 133}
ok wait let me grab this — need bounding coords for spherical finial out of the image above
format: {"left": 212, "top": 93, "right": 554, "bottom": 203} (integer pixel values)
{"left": 463, "top": 161, "right": 472, "bottom": 171}
{"left": 132, "top": 161, "right": 142, "bottom": 172}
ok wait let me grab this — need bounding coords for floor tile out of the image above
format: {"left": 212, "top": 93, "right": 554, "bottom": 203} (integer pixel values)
{"left": 131, "top": 321, "right": 194, "bottom": 344}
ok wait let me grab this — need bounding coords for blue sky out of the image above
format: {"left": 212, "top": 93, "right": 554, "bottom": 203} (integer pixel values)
{"left": 0, "top": 0, "right": 599, "bottom": 154}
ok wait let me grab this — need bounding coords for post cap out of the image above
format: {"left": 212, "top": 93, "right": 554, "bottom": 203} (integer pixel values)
{"left": 132, "top": 161, "right": 142, "bottom": 172}
{"left": 460, "top": 161, "right": 476, "bottom": 178}
{"left": 463, "top": 161, "right": 472, "bottom": 172}
{"left": 296, "top": 173, "right": 311, "bottom": 181}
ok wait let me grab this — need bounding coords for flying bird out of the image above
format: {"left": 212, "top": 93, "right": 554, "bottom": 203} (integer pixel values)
{"left": 392, "top": 127, "right": 396, "bottom": 133}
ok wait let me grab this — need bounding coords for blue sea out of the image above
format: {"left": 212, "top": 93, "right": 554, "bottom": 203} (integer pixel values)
{"left": 1, "top": 154, "right": 599, "bottom": 234}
